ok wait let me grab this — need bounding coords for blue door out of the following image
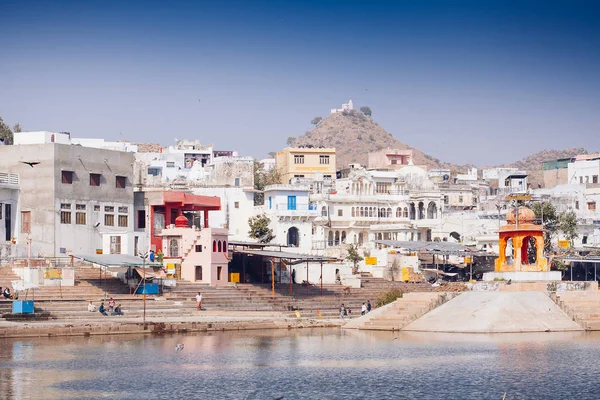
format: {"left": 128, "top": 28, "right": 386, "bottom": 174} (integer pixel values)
{"left": 287, "top": 196, "right": 297, "bottom": 210}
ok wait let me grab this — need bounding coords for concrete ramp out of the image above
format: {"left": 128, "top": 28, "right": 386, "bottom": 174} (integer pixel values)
{"left": 403, "top": 292, "right": 583, "bottom": 333}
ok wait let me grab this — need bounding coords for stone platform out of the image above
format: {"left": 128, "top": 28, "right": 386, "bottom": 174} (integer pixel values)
{"left": 402, "top": 292, "right": 583, "bottom": 333}
{"left": 483, "top": 271, "right": 562, "bottom": 282}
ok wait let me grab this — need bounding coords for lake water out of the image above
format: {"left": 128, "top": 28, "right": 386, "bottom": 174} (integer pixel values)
{"left": 2, "top": 329, "right": 600, "bottom": 399}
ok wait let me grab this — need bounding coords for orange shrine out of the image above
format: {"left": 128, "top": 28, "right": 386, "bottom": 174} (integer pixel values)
{"left": 495, "top": 206, "right": 548, "bottom": 272}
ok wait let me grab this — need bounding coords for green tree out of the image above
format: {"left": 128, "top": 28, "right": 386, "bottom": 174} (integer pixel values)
{"left": 559, "top": 210, "right": 578, "bottom": 247}
{"left": 253, "top": 160, "right": 282, "bottom": 205}
{"left": 248, "top": 214, "right": 275, "bottom": 243}
{"left": 0, "top": 116, "right": 14, "bottom": 145}
{"left": 360, "top": 106, "right": 372, "bottom": 116}
{"left": 310, "top": 116, "right": 322, "bottom": 126}
{"left": 531, "top": 201, "right": 559, "bottom": 252}
{"left": 12, "top": 123, "right": 22, "bottom": 133}
{"left": 267, "top": 151, "right": 277, "bottom": 158}
{"left": 346, "top": 244, "right": 363, "bottom": 272}
{"left": 286, "top": 136, "right": 296, "bottom": 146}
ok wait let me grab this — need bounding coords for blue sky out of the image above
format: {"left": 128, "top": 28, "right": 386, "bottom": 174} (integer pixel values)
{"left": 1, "top": 0, "right": 599, "bottom": 165}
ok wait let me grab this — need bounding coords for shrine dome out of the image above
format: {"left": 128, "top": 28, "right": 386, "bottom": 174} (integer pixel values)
{"left": 175, "top": 214, "right": 189, "bottom": 228}
{"left": 506, "top": 207, "right": 536, "bottom": 224}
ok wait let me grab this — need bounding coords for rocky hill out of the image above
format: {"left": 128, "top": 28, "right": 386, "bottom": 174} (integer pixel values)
{"left": 292, "top": 110, "right": 464, "bottom": 170}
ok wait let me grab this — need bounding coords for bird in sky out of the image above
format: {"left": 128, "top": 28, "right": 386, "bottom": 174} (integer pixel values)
{"left": 20, "top": 161, "right": 40, "bottom": 168}
{"left": 175, "top": 344, "right": 184, "bottom": 352}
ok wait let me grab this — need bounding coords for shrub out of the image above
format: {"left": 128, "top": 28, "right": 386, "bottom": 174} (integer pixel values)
{"left": 376, "top": 289, "right": 403, "bottom": 307}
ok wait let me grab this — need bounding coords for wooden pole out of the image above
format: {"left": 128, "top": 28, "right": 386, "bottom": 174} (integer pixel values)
{"left": 306, "top": 261, "right": 309, "bottom": 296}
{"left": 271, "top": 260, "right": 275, "bottom": 298}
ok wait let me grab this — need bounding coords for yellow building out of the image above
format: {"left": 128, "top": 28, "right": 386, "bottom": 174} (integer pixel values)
{"left": 276, "top": 147, "right": 337, "bottom": 183}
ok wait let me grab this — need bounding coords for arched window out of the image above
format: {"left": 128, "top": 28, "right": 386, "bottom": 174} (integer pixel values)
{"left": 222, "top": 241, "right": 227, "bottom": 252}
{"left": 321, "top": 206, "right": 328, "bottom": 217}
{"left": 341, "top": 231, "right": 347, "bottom": 243}
{"left": 427, "top": 202, "right": 438, "bottom": 219}
{"left": 351, "top": 207, "right": 355, "bottom": 217}
{"left": 213, "top": 240, "right": 217, "bottom": 252}
{"left": 218, "top": 241, "right": 222, "bottom": 252}
{"left": 335, "top": 231, "right": 340, "bottom": 245}
{"left": 387, "top": 208, "right": 392, "bottom": 218}
{"left": 360, "top": 207, "right": 364, "bottom": 217}
{"left": 368, "top": 207, "right": 373, "bottom": 217}
{"left": 328, "top": 231, "right": 334, "bottom": 246}
{"left": 396, "top": 207, "right": 401, "bottom": 218}
{"left": 403, "top": 207, "right": 408, "bottom": 218}
{"left": 358, "top": 232, "right": 364, "bottom": 245}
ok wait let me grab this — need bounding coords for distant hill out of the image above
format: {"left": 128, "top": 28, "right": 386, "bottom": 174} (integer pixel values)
{"left": 498, "top": 148, "right": 588, "bottom": 187}
{"left": 293, "top": 110, "right": 467, "bottom": 171}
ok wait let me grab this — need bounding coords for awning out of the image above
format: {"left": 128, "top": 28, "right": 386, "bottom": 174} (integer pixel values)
{"left": 134, "top": 267, "right": 166, "bottom": 278}
{"left": 72, "top": 254, "right": 164, "bottom": 268}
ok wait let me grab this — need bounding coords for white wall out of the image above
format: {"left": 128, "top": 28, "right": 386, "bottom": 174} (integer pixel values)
{"left": 568, "top": 160, "right": 600, "bottom": 185}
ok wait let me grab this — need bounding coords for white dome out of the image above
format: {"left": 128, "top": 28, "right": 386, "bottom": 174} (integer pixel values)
{"left": 397, "top": 160, "right": 433, "bottom": 189}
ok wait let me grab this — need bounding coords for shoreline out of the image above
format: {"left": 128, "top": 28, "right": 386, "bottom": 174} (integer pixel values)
{"left": 0, "top": 311, "right": 345, "bottom": 339}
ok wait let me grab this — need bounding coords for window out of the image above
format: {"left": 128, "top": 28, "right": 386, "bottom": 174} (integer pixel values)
{"left": 169, "top": 238, "right": 179, "bottom": 257}
{"left": 223, "top": 241, "right": 227, "bottom": 251}
{"left": 105, "top": 214, "right": 115, "bottom": 226}
{"left": 213, "top": 240, "right": 217, "bottom": 252}
{"left": 589, "top": 202, "right": 597, "bottom": 211}
{"left": 580, "top": 177, "right": 584, "bottom": 184}
{"left": 137, "top": 210, "right": 146, "bottom": 229}
{"left": 234, "top": 202, "right": 240, "bottom": 209}
{"left": 110, "top": 236, "right": 121, "bottom": 254}
{"left": 61, "top": 203, "right": 71, "bottom": 210}
{"left": 148, "top": 167, "right": 161, "bottom": 176}
{"left": 90, "top": 173, "right": 101, "bottom": 186}
{"left": 338, "top": 209, "right": 343, "bottom": 217}
{"left": 195, "top": 245, "right": 202, "bottom": 252}
{"left": 118, "top": 206, "right": 128, "bottom": 213}
{"left": 294, "top": 155, "right": 304, "bottom": 164}
{"left": 61, "top": 211, "right": 72, "bottom": 224}
{"left": 443, "top": 195, "right": 449, "bottom": 205}
{"left": 76, "top": 204, "right": 86, "bottom": 210}
{"left": 321, "top": 206, "right": 328, "bottom": 217}
{"left": 166, "top": 161, "right": 175, "bottom": 168}
{"left": 391, "top": 159, "right": 398, "bottom": 165}
{"left": 268, "top": 197, "right": 272, "bottom": 209}
{"left": 287, "top": 196, "right": 297, "bottom": 210}
{"left": 217, "top": 266, "right": 223, "bottom": 280}
{"left": 118, "top": 215, "right": 128, "bottom": 227}
{"left": 116, "top": 176, "right": 126, "bottom": 189}
{"left": 234, "top": 177, "right": 240, "bottom": 187}
{"left": 351, "top": 207, "right": 355, "bottom": 217}
{"left": 575, "top": 201, "right": 579, "bottom": 210}
{"left": 61, "top": 170, "right": 73, "bottom": 184}
{"left": 218, "top": 241, "right": 222, "bottom": 252}
{"left": 594, "top": 176, "right": 599, "bottom": 184}
{"left": 76, "top": 212, "right": 86, "bottom": 225}
{"left": 21, "top": 211, "right": 31, "bottom": 233}
{"left": 319, "top": 155, "right": 330, "bottom": 164}
{"left": 94, "top": 205, "right": 101, "bottom": 211}
{"left": 105, "top": 206, "right": 114, "bottom": 212}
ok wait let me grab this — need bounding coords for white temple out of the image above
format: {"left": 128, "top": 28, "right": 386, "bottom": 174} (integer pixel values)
{"left": 331, "top": 99, "right": 354, "bottom": 114}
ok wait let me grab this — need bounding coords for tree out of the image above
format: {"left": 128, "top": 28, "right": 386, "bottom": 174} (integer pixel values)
{"left": 360, "top": 106, "right": 372, "bottom": 117}
{"left": 253, "top": 160, "right": 283, "bottom": 205}
{"left": 389, "top": 259, "right": 401, "bottom": 282}
{"left": 267, "top": 151, "right": 277, "bottom": 158}
{"left": 559, "top": 210, "right": 578, "bottom": 247}
{"left": 310, "top": 116, "right": 322, "bottom": 126}
{"left": 12, "top": 123, "right": 22, "bottom": 133}
{"left": 531, "top": 201, "right": 559, "bottom": 252}
{"left": 248, "top": 214, "right": 275, "bottom": 243}
{"left": 286, "top": 136, "right": 295, "bottom": 146}
{"left": 0, "top": 116, "right": 13, "bottom": 145}
{"left": 346, "top": 244, "right": 363, "bottom": 273}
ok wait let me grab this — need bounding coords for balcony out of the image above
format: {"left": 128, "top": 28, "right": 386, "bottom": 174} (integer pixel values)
{"left": 267, "top": 202, "right": 319, "bottom": 217}
{"left": 0, "top": 172, "right": 19, "bottom": 189}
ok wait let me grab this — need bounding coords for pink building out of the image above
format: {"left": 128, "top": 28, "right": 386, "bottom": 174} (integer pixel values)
{"left": 368, "top": 148, "right": 413, "bottom": 170}
{"left": 159, "top": 214, "right": 229, "bottom": 286}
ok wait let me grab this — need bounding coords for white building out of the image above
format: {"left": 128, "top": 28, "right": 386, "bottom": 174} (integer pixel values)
{"left": 260, "top": 185, "right": 318, "bottom": 252}
{"left": 330, "top": 99, "right": 354, "bottom": 114}
{"left": 567, "top": 155, "right": 600, "bottom": 185}
{"left": 0, "top": 172, "right": 21, "bottom": 261}
{"left": 455, "top": 168, "right": 478, "bottom": 182}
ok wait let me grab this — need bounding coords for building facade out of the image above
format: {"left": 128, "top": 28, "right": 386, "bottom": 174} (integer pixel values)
{"left": 276, "top": 147, "right": 337, "bottom": 184}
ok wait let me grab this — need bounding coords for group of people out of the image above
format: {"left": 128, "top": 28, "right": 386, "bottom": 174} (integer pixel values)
{"left": 1, "top": 287, "right": 17, "bottom": 300}
{"left": 340, "top": 300, "right": 372, "bottom": 319}
{"left": 89, "top": 297, "right": 123, "bottom": 316}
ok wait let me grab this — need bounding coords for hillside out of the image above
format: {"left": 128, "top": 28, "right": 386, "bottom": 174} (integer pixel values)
{"left": 500, "top": 148, "right": 588, "bottom": 187}
{"left": 293, "top": 110, "right": 463, "bottom": 170}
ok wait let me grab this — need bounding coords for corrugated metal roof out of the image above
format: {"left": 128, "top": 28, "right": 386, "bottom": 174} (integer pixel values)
{"left": 73, "top": 254, "right": 164, "bottom": 267}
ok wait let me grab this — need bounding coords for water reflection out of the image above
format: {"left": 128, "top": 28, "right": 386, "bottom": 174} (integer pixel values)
{"left": 1, "top": 329, "right": 600, "bottom": 399}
